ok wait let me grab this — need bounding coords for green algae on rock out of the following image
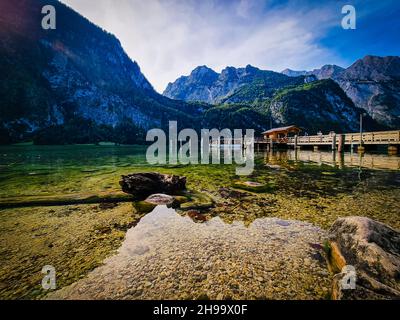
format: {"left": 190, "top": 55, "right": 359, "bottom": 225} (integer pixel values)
{"left": 231, "top": 181, "right": 276, "bottom": 193}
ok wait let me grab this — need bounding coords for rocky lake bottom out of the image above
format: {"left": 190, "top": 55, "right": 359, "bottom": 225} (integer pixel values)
{"left": 0, "top": 145, "right": 399, "bottom": 299}
{"left": 48, "top": 206, "right": 331, "bottom": 300}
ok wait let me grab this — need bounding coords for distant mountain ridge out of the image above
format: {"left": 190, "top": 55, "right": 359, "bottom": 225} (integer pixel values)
{"left": 281, "top": 57, "right": 400, "bottom": 128}
{"left": 166, "top": 56, "right": 400, "bottom": 130}
{"left": 281, "top": 69, "right": 309, "bottom": 77}
{"left": 281, "top": 65, "right": 345, "bottom": 80}
{"left": 334, "top": 56, "right": 400, "bottom": 128}
{"left": 267, "top": 79, "right": 379, "bottom": 133}
{"left": 338, "top": 55, "right": 400, "bottom": 81}
{"left": 163, "top": 65, "right": 308, "bottom": 104}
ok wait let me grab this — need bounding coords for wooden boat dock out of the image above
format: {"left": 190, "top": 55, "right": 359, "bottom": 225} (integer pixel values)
{"left": 256, "top": 127, "right": 400, "bottom": 153}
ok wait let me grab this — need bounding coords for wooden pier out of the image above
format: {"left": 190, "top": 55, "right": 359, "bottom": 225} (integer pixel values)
{"left": 209, "top": 129, "right": 400, "bottom": 154}
{"left": 253, "top": 129, "right": 400, "bottom": 153}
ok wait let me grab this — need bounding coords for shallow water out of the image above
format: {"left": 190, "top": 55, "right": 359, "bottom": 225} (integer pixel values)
{"left": 49, "top": 205, "right": 331, "bottom": 300}
{"left": 0, "top": 145, "right": 399, "bottom": 203}
{"left": 0, "top": 145, "right": 149, "bottom": 199}
{"left": 0, "top": 145, "right": 399, "bottom": 299}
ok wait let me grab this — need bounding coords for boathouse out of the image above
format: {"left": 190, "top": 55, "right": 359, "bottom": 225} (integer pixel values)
{"left": 262, "top": 125, "right": 301, "bottom": 144}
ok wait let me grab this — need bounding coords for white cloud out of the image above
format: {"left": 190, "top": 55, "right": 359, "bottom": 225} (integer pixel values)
{"left": 61, "top": 0, "right": 346, "bottom": 93}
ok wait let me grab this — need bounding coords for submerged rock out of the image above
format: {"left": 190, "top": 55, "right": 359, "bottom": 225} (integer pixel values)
{"left": 133, "top": 201, "right": 157, "bottom": 214}
{"left": 328, "top": 216, "right": 400, "bottom": 300}
{"left": 243, "top": 181, "right": 264, "bottom": 187}
{"left": 218, "top": 187, "right": 250, "bottom": 199}
{"left": 144, "top": 194, "right": 179, "bottom": 207}
{"left": 119, "top": 172, "right": 186, "bottom": 199}
{"left": 98, "top": 202, "right": 118, "bottom": 210}
{"left": 266, "top": 164, "right": 281, "bottom": 170}
{"left": 179, "top": 190, "right": 214, "bottom": 210}
{"left": 231, "top": 181, "right": 272, "bottom": 193}
{"left": 187, "top": 210, "right": 207, "bottom": 222}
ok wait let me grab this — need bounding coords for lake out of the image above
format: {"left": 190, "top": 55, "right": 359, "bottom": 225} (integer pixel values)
{"left": 0, "top": 145, "right": 399, "bottom": 299}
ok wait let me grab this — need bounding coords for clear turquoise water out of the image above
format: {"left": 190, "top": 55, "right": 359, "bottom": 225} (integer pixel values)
{"left": 0, "top": 145, "right": 399, "bottom": 201}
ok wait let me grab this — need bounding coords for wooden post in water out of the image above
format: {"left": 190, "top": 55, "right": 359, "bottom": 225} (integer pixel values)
{"left": 332, "top": 150, "right": 336, "bottom": 167}
{"left": 358, "top": 113, "right": 365, "bottom": 153}
{"left": 294, "top": 135, "right": 298, "bottom": 149}
{"left": 338, "top": 134, "right": 344, "bottom": 153}
{"left": 331, "top": 133, "right": 336, "bottom": 151}
{"left": 338, "top": 152, "right": 345, "bottom": 169}
{"left": 388, "top": 145, "right": 398, "bottom": 155}
{"left": 357, "top": 145, "right": 365, "bottom": 153}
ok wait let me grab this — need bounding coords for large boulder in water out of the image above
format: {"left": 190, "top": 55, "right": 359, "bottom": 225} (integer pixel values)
{"left": 119, "top": 172, "right": 186, "bottom": 199}
{"left": 328, "top": 216, "right": 400, "bottom": 299}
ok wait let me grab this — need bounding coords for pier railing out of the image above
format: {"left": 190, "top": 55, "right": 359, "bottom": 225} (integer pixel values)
{"left": 285, "top": 130, "right": 400, "bottom": 146}
{"left": 287, "top": 135, "right": 334, "bottom": 145}
{"left": 208, "top": 130, "right": 400, "bottom": 148}
{"left": 343, "top": 130, "right": 400, "bottom": 145}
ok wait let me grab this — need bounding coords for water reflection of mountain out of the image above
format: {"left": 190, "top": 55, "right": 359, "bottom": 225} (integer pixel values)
{"left": 263, "top": 150, "right": 400, "bottom": 171}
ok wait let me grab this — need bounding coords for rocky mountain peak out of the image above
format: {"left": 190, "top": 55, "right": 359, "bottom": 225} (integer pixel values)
{"left": 335, "top": 55, "right": 400, "bottom": 128}
{"left": 220, "top": 66, "right": 239, "bottom": 78}
{"left": 186, "top": 66, "right": 219, "bottom": 86}
{"left": 244, "top": 64, "right": 259, "bottom": 72}
{"left": 281, "top": 69, "right": 308, "bottom": 77}
{"left": 164, "top": 64, "right": 303, "bottom": 104}
{"left": 339, "top": 55, "right": 400, "bottom": 81}
{"left": 314, "top": 65, "right": 345, "bottom": 80}
{"left": 282, "top": 65, "right": 344, "bottom": 80}
{"left": 191, "top": 65, "right": 217, "bottom": 77}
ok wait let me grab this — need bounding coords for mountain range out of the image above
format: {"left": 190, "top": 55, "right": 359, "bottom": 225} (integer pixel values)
{"left": 165, "top": 56, "right": 400, "bottom": 131}
{"left": 163, "top": 65, "right": 311, "bottom": 104}
{"left": 281, "top": 65, "right": 345, "bottom": 79}
{"left": 335, "top": 56, "right": 400, "bottom": 128}
{"left": 281, "top": 57, "right": 400, "bottom": 128}
{"left": 0, "top": 0, "right": 398, "bottom": 145}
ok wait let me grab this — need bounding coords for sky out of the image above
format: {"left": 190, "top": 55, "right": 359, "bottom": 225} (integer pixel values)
{"left": 61, "top": 0, "right": 400, "bottom": 93}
